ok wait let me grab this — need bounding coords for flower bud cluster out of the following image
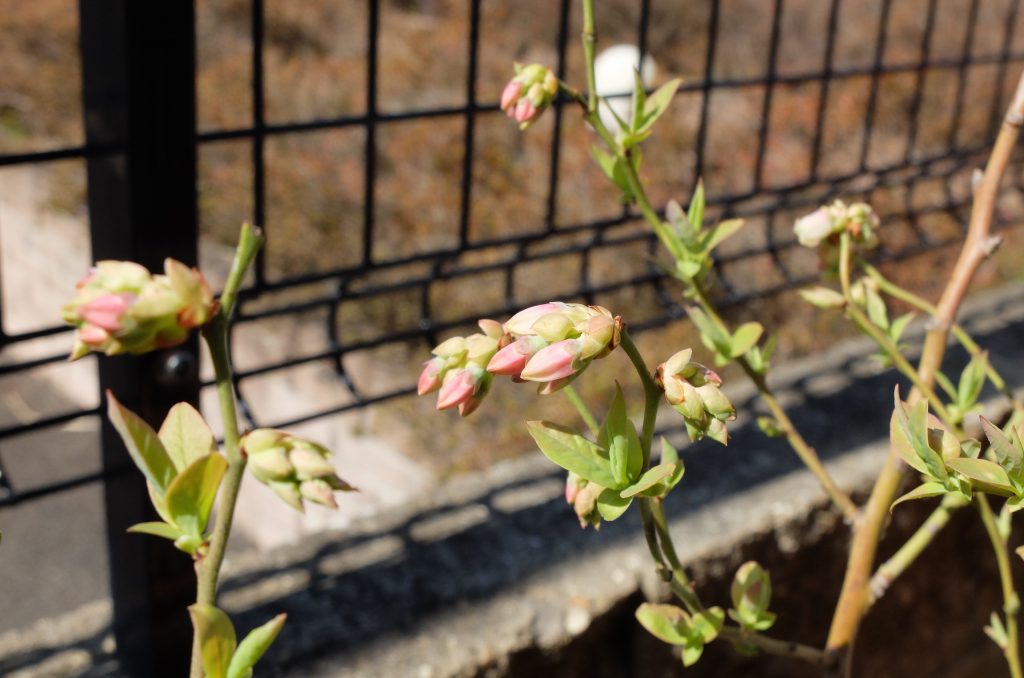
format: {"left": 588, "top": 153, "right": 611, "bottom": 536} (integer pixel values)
{"left": 500, "top": 63, "right": 559, "bottom": 129}
{"left": 656, "top": 349, "right": 735, "bottom": 445}
{"left": 242, "top": 429, "right": 353, "bottom": 512}
{"left": 62, "top": 259, "right": 217, "bottom": 360}
{"left": 418, "top": 303, "right": 622, "bottom": 416}
{"left": 565, "top": 472, "right": 603, "bottom": 529}
{"left": 793, "top": 200, "right": 879, "bottom": 249}
{"left": 489, "top": 302, "right": 622, "bottom": 394}
{"left": 417, "top": 320, "right": 504, "bottom": 416}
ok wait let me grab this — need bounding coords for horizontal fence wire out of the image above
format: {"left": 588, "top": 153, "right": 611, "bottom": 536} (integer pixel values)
{"left": 1, "top": 0, "right": 1023, "bottom": 505}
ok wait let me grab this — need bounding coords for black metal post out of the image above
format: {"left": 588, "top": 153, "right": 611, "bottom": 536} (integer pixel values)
{"left": 79, "top": 1, "right": 199, "bottom": 675}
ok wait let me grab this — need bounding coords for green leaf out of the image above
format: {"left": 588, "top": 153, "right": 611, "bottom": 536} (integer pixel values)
{"left": 865, "top": 287, "right": 889, "bottom": 330}
{"left": 686, "top": 306, "right": 730, "bottom": 356}
{"left": 661, "top": 437, "right": 685, "bottom": 489}
{"left": 159, "top": 403, "right": 216, "bottom": 472}
{"left": 946, "top": 457, "right": 1016, "bottom": 496}
{"left": 596, "top": 487, "right": 633, "bottom": 521}
{"left": 620, "top": 463, "right": 676, "bottom": 498}
{"left": 189, "top": 604, "right": 237, "bottom": 678}
{"left": 692, "top": 606, "right": 725, "bottom": 643}
{"left": 636, "top": 77, "right": 682, "bottom": 134}
{"left": 127, "top": 521, "right": 184, "bottom": 541}
{"left": 676, "top": 259, "right": 704, "bottom": 280}
{"left": 681, "top": 642, "right": 706, "bottom": 667}
{"left": 889, "top": 312, "right": 915, "bottom": 343}
{"left": 227, "top": 614, "right": 287, "bottom": 678}
{"left": 107, "top": 391, "right": 176, "bottom": 496}
{"left": 666, "top": 199, "right": 698, "bottom": 248}
{"left": 986, "top": 611, "right": 1009, "bottom": 649}
{"left": 890, "top": 404, "right": 931, "bottom": 477}
{"left": 600, "top": 385, "right": 639, "bottom": 487}
{"left": 700, "top": 218, "right": 745, "bottom": 254}
{"left": 165, "top": 453, "right": 228, "bottom": 537}
{"left": 982, "top": 417, "right": 1024, "bottom": 482}
{"left": 891, "top": 390, "right": 946, "bottom": 481}
{"left": 730, "top": 322, "right": 764, "bottom": 359}
{"left": 527, "top": 421, "right": 618, "bottom": 488}
{"left": 890, "top": 481, "right": 949, "bottom": 512}
{"left": 629, "top": 69, "right": 647, "bottom": 133}
{"left": 590, "top": 145, "right": 633, "bottom": 200}
{"left": 798, "top": 286, "right": 845, "bottom": 310}
{"left": 635, "top": 603, "right": 689, "bottom": 645}
{"left": 957, "top": 353, "right": 989, "bottom": 413}
{"left": 687, "top": 180, "right": 705, "bottom": 232}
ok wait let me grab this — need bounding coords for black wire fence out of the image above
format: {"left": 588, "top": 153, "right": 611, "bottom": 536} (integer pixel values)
{"left": 1, "top": 0, "right": 1023, "bottom": 674}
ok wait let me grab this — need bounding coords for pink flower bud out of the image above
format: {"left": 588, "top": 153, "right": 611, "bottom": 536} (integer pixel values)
{"left": 436, "top": 368, "right": 478, "bottom": 410}
{"left": 500, "top": 80, "right": 522, "bottom": 112}
{"left": 78, "top": 323, "right": 111, "bottom": 347}
{"left": 794, "top": 207, "right": 835, "bottom": 248}
{"left": 78, "top": 292, "right": 135, "bottom": 332}
{"left": 520, "top": 338, "right": 582, "bottom": 382}
{"left": 417, "top": 357, "right": 445, "bottom": 395}
{"left": 504, "top": 302, "right": 564, "bottom": 336}
{"left": 487, "top": 335, "right": 547, "bottom": 377}
{"left": 513, "top": 98, "right": 538, "bottom": 124}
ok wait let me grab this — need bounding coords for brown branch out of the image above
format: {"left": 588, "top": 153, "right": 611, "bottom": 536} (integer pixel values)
{"left": 824, "top": 70, "right": 1024, "bottom": 674}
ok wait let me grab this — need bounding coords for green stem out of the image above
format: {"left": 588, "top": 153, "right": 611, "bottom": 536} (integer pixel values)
{"left": 839, "top": 232, "right": 854, "bottom": 301}
{"left": 562, "top": 385, "right": 600, "bottom": 437}
{"left": 619, "top": 329, "right": 660, "bottom": 467}
{"left": 863, "top": 262, "right": 1018, "bottom": 407}
{"left": 867, "top": 494, "right": 967, "bottom": 608}
{"left": 689, "top": 284, "right": 860, "bottom": 522}
{"left": 717, "top": 627, "right": 831, "bottom": 668}
{"left": 189, "top": 224, "right": 264, "bottom": 678}
{"left": 845, "top": 302, "right": 959, "bottom": 432}
{"left": 978, "top": 494, "right": 1023, "bottom": 678}
{"left": 581, "top": 0, "right": 598, "bottom": 115}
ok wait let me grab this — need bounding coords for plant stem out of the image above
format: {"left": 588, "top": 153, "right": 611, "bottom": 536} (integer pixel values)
{"left": 562, "top": 385, "right": 600, "bottom": 436}
{"left": 189, "top": 224, "right": 264, "bottom": 678}
{"left": 826, "top": 70, "right": 1024, "bottom": 670}
{"left": 717, "top": 626, "right": 831, "bottom": 668}
{"left": 867, "top": 494, "right": 967, "bottom": 608}
{"left": 863, "top": 262, "right": 1019, "bottom": 407}
{"left": 690, "top": 284, "right": 860, "bottom": 522}
{"left": 581, "top": 0, "right": 598, "bottom": 115}
{"left": 978, "top": 494, "right": 1023, "bottom": 678}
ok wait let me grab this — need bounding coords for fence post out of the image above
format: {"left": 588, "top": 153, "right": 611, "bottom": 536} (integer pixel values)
{"left": 78, "top": 1, "right": 199, "bottom": 675}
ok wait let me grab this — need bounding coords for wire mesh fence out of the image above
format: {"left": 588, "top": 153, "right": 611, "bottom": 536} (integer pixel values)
{"left": 1, "top": 0, "right": 1023, "bottom": 671}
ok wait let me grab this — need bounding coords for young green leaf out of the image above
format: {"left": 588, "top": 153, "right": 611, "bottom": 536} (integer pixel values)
{"left": 526, "top": 421, "right": 618, "bottom": 488}
{"left": 590, "top": 145, "right": 634, "bottom": 200}
{"left": 159, "top": 402, "right": 217, "bottom": 471}
{"left": 981, "top": 417, "right": 1024, "bottom": 482}
{"left": 189, "top": 604, "right": 237, "bottom": 678}
{"left": 619, "top": 462, "right": 676, "bottom": 498}
{"left": 864, "top": 286, "right": 889, "bottom": 330}
{"left": 892, "top": 390, "right": 947, "bottom": 482}
{"left": 127, "top": 521, "right": 184, "bottom": 541}
{"left": 635, "top": 603, "right": 689, "bottom": 645}
{"left": 700, "top": 218, "right": 745, "bottom": 254}
{"left": 107, "top": 390, "right": 176, "bottom": 496}
{"left": 629, "top": 69, "right": 647, "bottom": 133}
{"left": 685, "top": 306, "right": 730, "bottom": 357}
{"left": 957, "top": 352, "right": 988, "bottom": 413}
{"left": 636, "top": 77, "right": 683, "bottom": 135}
{"left": 889, "top": 481, "right": 949, "bottom": 512}
{"left": 730, "top": 322, "right": 764, "bottom": 359}
{"left": 227, "top": 614, "right": 287, "bottom": 678}
{"left": 985, "top": 611, "right": 1009, "bottom": 649}
{"left": 687, "top": 180, "right": 705, "bottom": 232}
{"left": 599, "top": 384, "right": 642, "bottom": 486}
{"left": 661, "top": 437, "right": 685, "bottom": 490}
{"left": 945, "top": 457, "right": 1016, "bottom": 496}
{"left": 889, "top": 312, "right": 915, "bottom": 343}
{"left": 596, "top": 487, "right": 633, "bottom": 521}
{"left": 165, "top": 453, "right": 228, "bottom": 537}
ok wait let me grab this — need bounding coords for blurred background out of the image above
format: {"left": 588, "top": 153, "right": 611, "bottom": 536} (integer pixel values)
{"left": 2, "top": 0, "right": 1024, "bottom": 675}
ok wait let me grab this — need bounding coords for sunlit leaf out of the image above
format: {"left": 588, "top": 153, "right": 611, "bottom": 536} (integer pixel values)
{"left": 527, "top": 421, "right": 618, "bottom": 488}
